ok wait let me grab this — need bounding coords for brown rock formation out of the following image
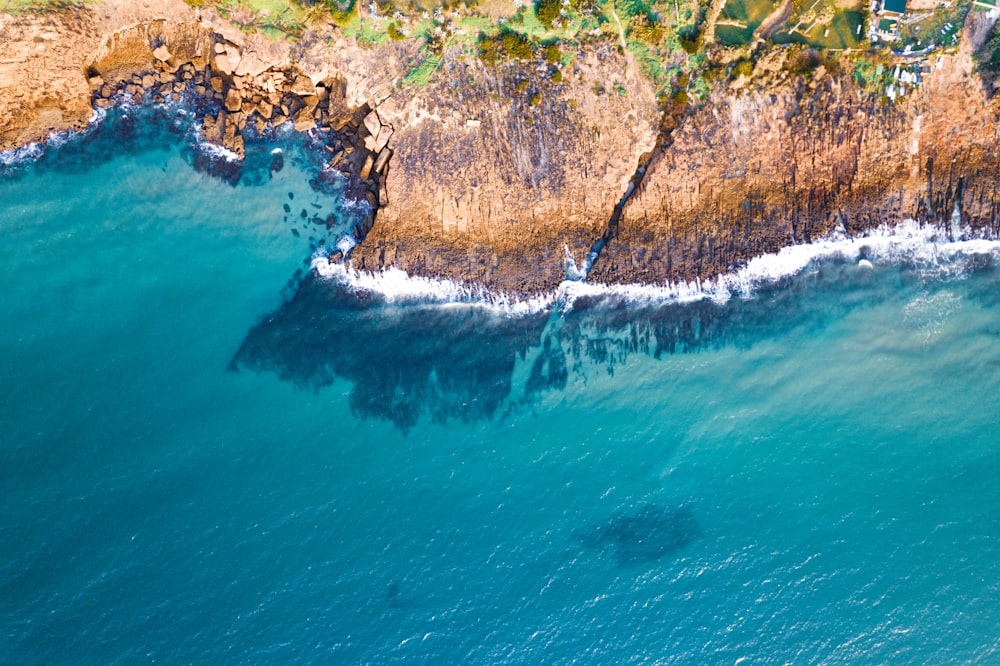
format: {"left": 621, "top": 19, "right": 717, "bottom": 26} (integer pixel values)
{"left": 353, "top": 43, "right": 660, "bottom": 294}
{"left": 4, "top": 0, "right": 1000, "bottom": 297}
{"left": 590, "top": 16, "right": 1000, "bottom": 286}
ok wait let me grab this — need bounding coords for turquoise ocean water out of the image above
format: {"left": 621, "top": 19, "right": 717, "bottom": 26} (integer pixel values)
{"left": 2, "top": 107, "right": 999, "bottom": 663}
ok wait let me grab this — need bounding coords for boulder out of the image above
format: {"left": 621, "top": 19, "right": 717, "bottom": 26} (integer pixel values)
{"left": 289, "top": 75, "right": 315, "bottom": 97}
{"left": 224, "top": 88, "right": 242, "bottom": 112}
{"left": 153, "top": 45, "right": 172, "bottom": 62}
{"left": 373, "top": 146, "right": 393, "bottom": 174}
{"left": 360, "top": 153, "right": 374, "bottom": 180}
{"left": 214, "top": 53, "right": 233, "bottom": 76}
{"left": 363, "top": 110, "right": 381, "bottom": 138}
{"left": 293, "top": 106, "right": 315, "bottom": 132}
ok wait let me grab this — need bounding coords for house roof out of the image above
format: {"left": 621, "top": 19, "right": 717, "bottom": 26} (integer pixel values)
{"left": 884, "top": 0, "right": 907, "bottom": 14}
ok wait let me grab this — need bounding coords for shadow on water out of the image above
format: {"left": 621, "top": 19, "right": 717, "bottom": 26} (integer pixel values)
{"left": 229, "top": 273, "right": 551, "bottom": 432}
{"left": 574, "top": 504, "right": 702, "bottom": 567}
{"left": 231, "top": 255, "right": 973, "bottom": 430}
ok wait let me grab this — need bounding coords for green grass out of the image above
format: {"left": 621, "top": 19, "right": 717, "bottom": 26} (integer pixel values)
{"left": 719, "top": 0, "right": 777, "bottom": 27}
{"left": 772, "top": 8, "right": 863, "bottom": 49}
{"left": 0, "top": 0, "right": 94, "bottom": 12}
{"left": 402, "top": 51, "right": 443, "bottom": 86}
{"left": 897, "top": 0, "right": 969, "bottom": 51}
{"left": 716, "top": 22, "right": 754, "bottom": 45}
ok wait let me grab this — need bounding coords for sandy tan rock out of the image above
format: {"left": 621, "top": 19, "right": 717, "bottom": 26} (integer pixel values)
{"left": 153, "top": 45, "right": 171, "bottom": 61}
{"left": 354, "top": 41, "right": 660, "bottom": 294}
{"left": 224, "top": 88, "right": 242, "bottom": 112}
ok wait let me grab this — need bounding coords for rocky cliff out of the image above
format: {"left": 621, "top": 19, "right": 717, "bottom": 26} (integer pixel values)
{"left": 591, "top": 15, "right": 1000, "bottom": 285}
{"left": 3, "top": 0, "right": 1000, "bottom": 295}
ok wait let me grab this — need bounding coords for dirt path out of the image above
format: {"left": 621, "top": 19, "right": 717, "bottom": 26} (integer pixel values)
{"left": 754, "top": 0, "right": 793, "bottom": 41}
{"left": 609, "top": 2, "right": 628, "bottom": 52}
{"left": 702, "top": 0, "right": 729, "bottom": 44}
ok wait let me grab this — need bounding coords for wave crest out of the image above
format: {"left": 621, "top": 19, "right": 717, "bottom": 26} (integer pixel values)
{"left": 311, "top": 221, "right": 1000, "bottom": 314}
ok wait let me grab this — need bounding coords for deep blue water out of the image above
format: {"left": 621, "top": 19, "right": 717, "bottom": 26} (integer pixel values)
{"left": 2, "top": 109, "right": 1000, "bottom": 664}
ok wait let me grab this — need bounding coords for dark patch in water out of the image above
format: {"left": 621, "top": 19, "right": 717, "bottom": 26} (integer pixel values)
{"left": 230, "top": 273, "right": 549, "bottom": 432}
{"left": 233, "top": 245, "right": 997, "bottom": 429}
{"left": 576, "top": 504, "right": 701, "bottom": 566}
{"left": 525, "top": 334, "right": 568, "bottom": 397}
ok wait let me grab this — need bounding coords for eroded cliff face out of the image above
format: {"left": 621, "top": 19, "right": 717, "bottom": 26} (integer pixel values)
{"left": 0, "top": 9, "right": 100, "bottom": 150}
{"left": 353, "top": 43, "right": 661, "bottom": 294}
{"left": 589, "top": 14, "right": 1000, "bottom": 285}
{"left": 4, "top": 1, "right": 1000, "bottom": 295}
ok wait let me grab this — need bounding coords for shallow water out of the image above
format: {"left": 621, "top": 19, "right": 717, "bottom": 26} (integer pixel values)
{"left": 2, "top": 112, "right": 1000, "bottom": 663}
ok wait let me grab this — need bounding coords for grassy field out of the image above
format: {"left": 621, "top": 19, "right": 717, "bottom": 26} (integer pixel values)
{"left": 717, "top": 0, "right": 778, "bottom": 45}
{"left": 0, "top": 0, "right": 93, "bottom": 12}
{"left": 897, "top": 0, "right": 969, "bottom": 52}
{"left": 719, "top": 0, "right": 778, "bottom": 27}
{"left": 772, "top": 7, "right": 864, "bottom": 49}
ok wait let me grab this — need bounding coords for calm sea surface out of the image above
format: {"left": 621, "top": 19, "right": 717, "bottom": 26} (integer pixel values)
{"left": 2, "top": 109, "right": 999, "bottom": 664}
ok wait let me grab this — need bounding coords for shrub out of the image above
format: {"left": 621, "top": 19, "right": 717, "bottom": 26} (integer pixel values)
{"left": 543, "top": 42, "right": 562, "bottom": 64}
{"left": 731, "top": 59, "right": 753, "bottom": 79}
{"left": 502, "top": 30, "right": 534, "bottom": 59}
{"left": 535, "top": 0, "right": 561, "bottom": 28}
{"left": 678, "top": 26, "right": 700, "bottom": 54}
{"left": 550, "top": 68, "right": 563, "bottom": 83}
{"left": 630, "top": 14, "right": 664, "bottom": 45}
{"left": 386, "top": 22, "right": 406, "bottom": 41}
{"left": 479, "top": 34, "right": 501, "bottom": 65}
{"left": 529, "top": 92, "right": 542, "bottom": 106}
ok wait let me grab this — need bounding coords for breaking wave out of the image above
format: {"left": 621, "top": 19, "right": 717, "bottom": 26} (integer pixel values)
{"left": 0, "top": 107, "right": 106, "bottom": 170}
{"left": 312, "top": 220, "right": 1000, "bottom": 315}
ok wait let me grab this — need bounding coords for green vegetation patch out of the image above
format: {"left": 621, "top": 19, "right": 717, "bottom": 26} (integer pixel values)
{"left": 402, "top": 52, "right": 443, "bottom": 86}
{"left": 772, "top": 8, "right": 863, "bottom": 50}
{"left": 719, "top": 0, "right": 777, "bottom": 26}
{"left": 897, "top": 0, "right": 969, "bottom": 52}
{"left": 535, "top": 0, "right": 562, "bottom": 27}
{"left": 0, "top": 0, "right": 93, "bottom": 13}
{"left": 715, "top": 23, "right": 754, "bottom": 46}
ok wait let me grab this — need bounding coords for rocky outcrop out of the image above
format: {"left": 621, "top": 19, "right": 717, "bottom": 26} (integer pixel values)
{"left": 590, "top": 22, "right": 1000, "bottom": 285}
{"left": 0, "top": 9, "right": 101, "bottom": 150}
{"left": 5, "top": 0, "right": 1000, "bottom": 296}
{"left": 353, "top": 42, "right": 661, "bottom": 294}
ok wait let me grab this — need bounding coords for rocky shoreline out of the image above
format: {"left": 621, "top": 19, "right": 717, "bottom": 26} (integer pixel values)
{"left": 84, "top": 25, "right": 393, "bottom": 245}
{"left": 3, "top": 0, "right": 1000, "bottom": 296}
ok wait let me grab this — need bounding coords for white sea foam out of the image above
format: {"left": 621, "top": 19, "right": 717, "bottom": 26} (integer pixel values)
{"left": 560, "top": 220, "right": 1000, "bottom": 310}
{"left": 311, "top": 258, "right": 555, "bottom": 315}
{"left": 0, "top": 142, "right": 43, "bottom": 168}
{"left": 311, "top": 221, "right": 1000, "bottom": 316}
{"left": 0, "top": 107, "right": 107, "bottom": 168}
{"left": 192, "top": 132, "right": 242, "bottom": 162}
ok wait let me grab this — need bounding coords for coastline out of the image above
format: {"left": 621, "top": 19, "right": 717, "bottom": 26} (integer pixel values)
{"left": 3, "top": 0, "right": 1000, "bottom": 296}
